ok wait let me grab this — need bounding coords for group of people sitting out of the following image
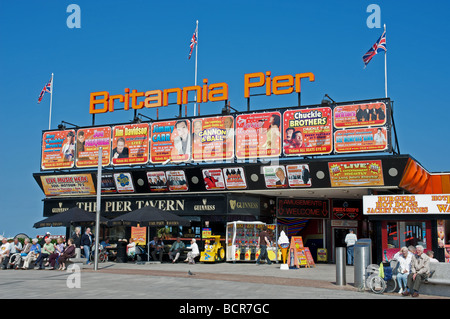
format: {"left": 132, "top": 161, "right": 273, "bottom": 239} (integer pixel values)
{"left": 0, "top": 236, "right": 76, "bottom": 271}
{"left": 392, "top": 244, "right": 438, "bottom": 297}
{"left": 127, "top": 237, "right": 200, "bottom": 264}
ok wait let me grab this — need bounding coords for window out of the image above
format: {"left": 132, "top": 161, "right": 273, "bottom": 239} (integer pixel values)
{"left": 387, "top": 222, "right": 398, "bottom": 248}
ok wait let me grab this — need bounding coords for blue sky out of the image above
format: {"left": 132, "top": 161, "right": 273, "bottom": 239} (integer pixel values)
{"left": 0, "top": 0, "right": 449, "bottom": 238}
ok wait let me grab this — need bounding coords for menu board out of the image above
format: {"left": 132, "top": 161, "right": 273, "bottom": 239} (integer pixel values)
{"left": 113, "top": 172, "right": 135, "bottom": 193}
{"left": 166, "top": 170, "right": 188, "bottom": 192}
{"left": 41, "top": 130, "right": 76, "bottom": 170}
{"left": 333, "top": 102, "right": 386, "bottom": 128}
{"left": 329, "top": 160, "right": 384, "bottom": 187}
{"left": 150, "top": 120, "right": 191, "bottom": 164}
{"left": 222, "top": 167, "right": 247, "bottom": 189}
{"left": 40, "top": 174, "right": 96, "bottom": 196}
{"left": 75, "top": 126, "right": 111, "bottom": 168}
{"left": 283, "top": 107, "right": 333, "bottom": 156}
{"left": 235, "top": 112, "right": 282, "bottom": 159}
{"left": 334, "top": 127, "right": 388, "bottom": 153}
{"left": 286, "top": 164, "right": 312, "bottom": 187}
{"left": 111, "top": 123, "right": 149, "bottom": 166}
{"left": 146, "top": 171, "right": 169, "bottom": 192}
{"left": 192, "top": 116, "right": 234, "bottom": 162}
{"left": 262, "top": 166, "right": 288, "bottom": 188}
{"left": 202, "top": 168, "right": 226, "bottom": 190}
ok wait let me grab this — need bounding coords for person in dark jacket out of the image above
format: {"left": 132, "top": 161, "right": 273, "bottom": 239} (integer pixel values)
{"left": 81, "top": 228, "right": 92, "bottom": 265}
{"left": 72, "top": 226, "right": 82, "bottom": 258}
{"left": 58, "top": 238, "right": 76, "bottom": 270}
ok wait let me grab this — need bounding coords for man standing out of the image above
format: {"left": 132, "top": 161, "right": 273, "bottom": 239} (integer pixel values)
{"left": 403, "top": 245, "right": 430, "bottom": 297}
{"left": 344, "top": 229, "right": 358, "bottom": 265}
{"left": 256, "top": 226, "right": 272, "bottom": 265}
{"left": 81, "top": 228, "right": 93, "bottom": 265}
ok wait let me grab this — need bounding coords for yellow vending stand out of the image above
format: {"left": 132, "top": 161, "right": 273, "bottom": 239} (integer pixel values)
{"left": 200, "top": 235, "right": 226, "bottom": 263}
{"left": 226, "top": 221, "right": 277, "bottom": 262}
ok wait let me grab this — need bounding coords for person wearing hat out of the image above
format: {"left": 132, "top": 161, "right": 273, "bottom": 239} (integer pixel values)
{"left": 22, "top": 238, "right": 41, "bottom": 269}
{"left": 184, "top": 239, "right": 199, "bottom": 264}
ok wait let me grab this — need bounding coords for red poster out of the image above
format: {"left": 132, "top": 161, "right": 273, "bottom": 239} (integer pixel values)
{"left": 235, "top": 112, "right": 282, "bottom": 159}
{"left": 41, "top": 130, "right": 76, "bottom": 170}
{"left": 334, "top": 102, "right": 386, "bottom": 129}
{"left": 202, "top": 169, "right": 226, "bottom": 190}
{"left": 192, "top": 116, "right": 234, "bottom": 162}
{"left": 222, "top": 167, "right": 247, "bottom": 189}
{"left": 75, "top": 126, "right": 111, "bottom": 168}
{"left": 111, "top": 123, "right": 149, "bottom": 166}
{"left": 283, "top": 107, "right": 333, "bottom": 156}
{"left": 334, "top": 127, "right": 388, "bottom": 153}
{"left": 150, "top": 120, "right": 191, "bottom": 164}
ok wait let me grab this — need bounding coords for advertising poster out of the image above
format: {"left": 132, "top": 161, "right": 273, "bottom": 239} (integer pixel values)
{"left": 146, "top": 171, "right": 169, "bottom": 192}
{"left": 202, "top": 168, "right": 226, "bottom": 190}
{"left": 192, "top": 116, "right": 234, "bottom": 162}
{"left": 334, "top": 127, "right": 388, "bottom": 153}
{"left": 334, "top": 102, "right": 387, "bottom": 129}
{"left": 222, "top": 167, "right": 247, "bottom": 189}
{"left": 41, "top": 130, "right": 76, "bottom": 170}
{"left": 150, "top": 120, "right": 191, "bottom": 164}
{"left": 100, "top": 173, "right": 117, "bottom": 194}
{"left": 111, "top": 123, "right": 149, "bottom": 166}
{"left": 283, "top": 107, "right": 333, "bottom": 156}
{"left": 235, "top": 112, "right": 282, "bottom": 159}
{"left": 262, "top": 166, "right": 288, "bottom": 188}
{"left": 131, "top": 226, "right": 147, "bottom": 245}
{"left": 113, "top": 172, "right": 135, "bottom": 193}
{"left": 75, "top": 126, "right": 111, "bottom": 168}
{"left": 40, "top": 174, "right": 96, "bottom": 196}
{"left": 329, "top": 160, "right": 384, "bottom": 187}
{"left": 166, "top": 170, "right": 188, "bottom": 192}
{"left": 286, "top": 164, "right": 312, "bottom": 187}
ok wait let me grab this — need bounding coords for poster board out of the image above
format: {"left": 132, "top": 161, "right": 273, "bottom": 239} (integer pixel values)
{"left": 304, "top": 247, "right": 315, "bottom": 267}
{"left": 287, "top": 236, "right": 309, "bottom": 268}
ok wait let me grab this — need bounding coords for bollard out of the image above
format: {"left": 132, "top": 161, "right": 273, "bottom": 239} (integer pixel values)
{"left": 354, "top": 239, "right": 372, "bottom": 290}
{"left": 335, "top": 247, "right": 346, "bottom": 286}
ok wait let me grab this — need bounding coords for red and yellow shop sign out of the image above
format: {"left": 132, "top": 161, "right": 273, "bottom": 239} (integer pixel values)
{"left": 329, "top": 160, "right": 384, "bottom": 187}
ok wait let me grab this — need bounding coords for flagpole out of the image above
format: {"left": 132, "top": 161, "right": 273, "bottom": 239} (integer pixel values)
{"left": 194, "top": 20, "right": 198, "bottom": 116}
{"left": 384, "top": 24, "right": 388, "bottom": 98}
{"left": 48, "top": 73, "right": 54, "bottom": 130}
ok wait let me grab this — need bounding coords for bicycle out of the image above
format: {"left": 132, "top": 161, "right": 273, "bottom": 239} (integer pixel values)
{"left": 365, "top": 263, "right": 397, "bottom": 294}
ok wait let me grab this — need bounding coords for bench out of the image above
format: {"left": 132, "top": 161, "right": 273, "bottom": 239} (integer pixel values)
{"left": 421, "top": 262, "right": 450, "bottom": 297}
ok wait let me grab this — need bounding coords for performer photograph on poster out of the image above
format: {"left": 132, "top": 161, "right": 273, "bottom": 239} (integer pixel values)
{"left": 172, "top": 119, "right": 191, "bottom": 157}
{"left": 76, "top": 126, "right": 111, "bottom": 167}
{"left": 112, "top": 137, "right": 129, "bottom": 159}
{"left": 112, "top": 123, "right": 149, "bottom": 166}
{"left": 41, "top": 130, "right": 76, "bottom": 169}
{"left": 263, "top": 166, "right": 288, "bottom": 188}
{"left": 334, "top": 102, "right": 386, "bottom": 129}
{"left": 202, "top": 169, "right": 225, "bottom": 190}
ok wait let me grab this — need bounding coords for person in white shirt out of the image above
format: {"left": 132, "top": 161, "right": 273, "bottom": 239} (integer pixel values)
{"left": 426, "top": 250, "right": 439, "bottom": 263}
{"left": 394, "top": 246, "right": 413, "bottom": 294}
{"left": 0, "top": 238, "right": 11, "bottom": 269}
{"left": 184, "top": 239, "right": 199, "bottom": 264}
{"left": 344, "top": 229, "right": 357, "bottom": 265}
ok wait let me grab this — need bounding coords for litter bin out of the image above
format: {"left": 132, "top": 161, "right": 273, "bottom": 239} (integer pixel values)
{"left": 353, "top": 239, "right": 372, "bottom": 289}
{"left": 116, "top": 241, "right": 128, "bottom": 263}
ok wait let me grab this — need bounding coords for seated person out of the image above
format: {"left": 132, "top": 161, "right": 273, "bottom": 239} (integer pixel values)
{"left": 149, "top": 237, "right": 165, "bottom": 262}
{"left": 403, "top": 245, "right": 431, "bottom": 297}
{"left": 184, "top": 239, "right": 199, "bottom": 264}
{"left": 57, "top": 238, "right": 76, "bottom": 270}
{"left": 0, "top": 238, "right": 11, "bottom": 269}
{"left": 35, "top": 237, "right": 55, "bottom": 270}
{"left": 11, "top": 238, "right": 32, "bottom": 269}
{"left": 22, "top": 238, "right": 41, "bottom": 269}
{"left": 169, "top": 237, "right": 185, "bottom": 263}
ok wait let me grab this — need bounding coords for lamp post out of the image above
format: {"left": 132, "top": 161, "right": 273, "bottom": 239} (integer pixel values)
{"left": 94, "top": 147, "right": 102, "bottom": 271}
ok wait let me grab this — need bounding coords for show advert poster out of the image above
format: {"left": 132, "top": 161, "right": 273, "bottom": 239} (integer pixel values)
{"left": 283, "top": 107, "right": 333, "bottom": 156}
{"left": 263, "top": 166, "right": 288, "bottom": 189}
{"left": 192, "top": 116, "right": 234, "bottom": 162}
{"left": 75, "top": 126, "right": 111, "bottom": 168}
{"left": 146, "top": 171, "right": 169, "bottom": 192}
{"left": 40, "top": 174, "right": 96, "bottom": 196}
{"left": 202, "top": 168, "right": 226, "bottom": 191}
{"left": 329, "top": 160, "right": 384, "bottom": 187}
{"left": 113, "top": 172, "right": 135, "bottom": 193}
{"left": 100, "top": 173, "right": 117, "bottom": 194}
{"left": 286, "top": 164, "right": 312, "bottom": 188}
{"left": 235, "top": 112, "right": 282, "bottom": 159}
{"left": 111, "top": 123, "right": 149, "bottom": 166}
{"left": 334, "top": 127, "right": 388, "bottom": 153}
{"left": 222, "top": 167, "right": 247, "bottom": 189}
{"left": 150, "top": 120, "right": 191, "bottom": 164}
{"left": 333, "top": 102, "right": 386, "bottom": 129}
{"left": 166, "top": 170, "right": 189, "bottom": 192}
{"left": 41, "top": 129, "right": 76, "bottom": 170}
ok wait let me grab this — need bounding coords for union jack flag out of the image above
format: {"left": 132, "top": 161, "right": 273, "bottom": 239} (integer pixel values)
{"left": 37, "top": 77, "right": 52, "bottom": 103}
{"left": 188, "top": 25, "right": 198, "bottom": 60}
{"left": 362, "top": 30, "right": 387, "bottom": 67}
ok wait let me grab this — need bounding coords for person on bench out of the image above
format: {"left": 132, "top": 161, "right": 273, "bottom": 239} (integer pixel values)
{"left": 35, "top": 237, "right": 55, "bottom": 270}
{"left": 57, "top": 238, "right": 76, "bottom": 271}
{"left": 403, "top": 245, "right": 430, "bottom": 297}
{"left": 184, "top": 239, "right": 199, "bottom": 264}
{"left": 169, "top": 237, "right": 185, "bottom": 263}
{"left": 0, "top": 238, "right": 11, "bottom": 270}
{"left": 22, "top": 238, "right": 41, "bottom": 269}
